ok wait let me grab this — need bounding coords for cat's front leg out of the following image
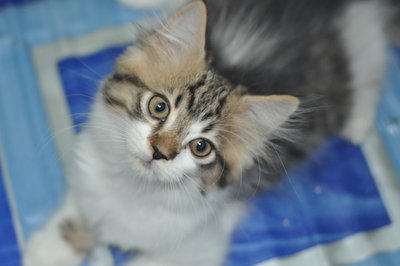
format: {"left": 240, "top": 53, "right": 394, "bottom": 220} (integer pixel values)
{"left": 23, "top": 194, "right": 93, "bottom": 266}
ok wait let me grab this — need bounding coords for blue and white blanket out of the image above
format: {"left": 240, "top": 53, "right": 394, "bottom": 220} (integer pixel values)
{"left": 0, "top": 1, "right": 399, "bottom": 265}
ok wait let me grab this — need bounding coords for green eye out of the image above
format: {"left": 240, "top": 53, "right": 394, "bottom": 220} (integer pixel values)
{"left": 148, "top": 95, "right": 170, "bottom": 120}
{"left": 189, "top": 138, "right": 212, "bottom": 157}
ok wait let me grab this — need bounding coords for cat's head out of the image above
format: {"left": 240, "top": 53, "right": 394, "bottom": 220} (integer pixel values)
{"left": 99, "top": 1, "right": 298, "bottom": 192}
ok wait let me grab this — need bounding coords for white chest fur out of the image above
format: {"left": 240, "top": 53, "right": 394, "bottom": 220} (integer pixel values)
{"left": 69, "top": 131, "right": 223, "bottom": 252}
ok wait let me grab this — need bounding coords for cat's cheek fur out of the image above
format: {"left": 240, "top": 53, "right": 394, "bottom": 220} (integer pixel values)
{"left": 138, "top": 149, "right": 198, "bottom": 183}
{"left": 125, "top": 121, "right": 153, "bottom": 160}
{"left": 124, "top": 123, "right": 196, "bottom": 182}
{"left": 94, "top": 94, "right": 200, "bottom": 183}
{"left": 70, "top": 128, "right": 246, "bottom": 262}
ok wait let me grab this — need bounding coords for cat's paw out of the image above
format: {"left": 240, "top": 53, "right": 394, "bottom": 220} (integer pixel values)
{"left": 342, "top": 115, "right": 374, "bottom": 144}
{"left": 23, "top": 223, "right": 85, "bottom": 266}
{"left": 61, "top": 218, "right": 93, "bottom": 254}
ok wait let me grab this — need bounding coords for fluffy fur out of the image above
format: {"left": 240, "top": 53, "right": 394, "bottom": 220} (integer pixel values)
{"left": 23, "top": 1, "right": 396, "bottom": 265}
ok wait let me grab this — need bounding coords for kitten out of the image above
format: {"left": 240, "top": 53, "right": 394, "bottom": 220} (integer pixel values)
{"left": 23, "top": 1, "right": 394, "bottom": 266}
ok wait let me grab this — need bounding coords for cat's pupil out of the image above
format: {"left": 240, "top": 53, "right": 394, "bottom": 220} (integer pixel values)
{"left": 155, "top": 102, "right": 166, "bottom": 112}
{"left": 196, "top": 140, "right": 207, "bottom": 152}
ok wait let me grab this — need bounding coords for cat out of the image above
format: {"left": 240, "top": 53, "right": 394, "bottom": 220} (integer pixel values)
{"left": 23, "top": 0, "right": 396, "bottom": 266}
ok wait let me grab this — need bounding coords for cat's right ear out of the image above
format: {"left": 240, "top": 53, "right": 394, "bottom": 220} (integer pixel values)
{"left": 157, "top": 1, "right": 207, "bottom": 60}
{"left": 144, "top": 1, "right": 207, "bottom": 65}
{"left": 115, "top": 1, "right": 208, "bottom": 87}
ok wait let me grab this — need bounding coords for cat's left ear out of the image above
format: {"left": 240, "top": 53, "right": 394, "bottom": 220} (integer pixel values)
{"left": 153, "top": 1, "right": 207, "bottom": 62}
{"left": 239, "top": 95, "right": 300, "bottom": 134}
{"left": 222, "top": 93, "right": 299, "bottom": 176}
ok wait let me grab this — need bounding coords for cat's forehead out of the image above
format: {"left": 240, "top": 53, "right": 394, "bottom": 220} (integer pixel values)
{"left": 113, "top": 40, "right": 236, "bottom": 128}
{"left": 175, "top": 69, "right": 232, "bottom": 120}
{"left": 115, "top": 43, "right": 207, "bottom": 91}
{"left": 135, "top": 66, "right": 233, "bottom": 124}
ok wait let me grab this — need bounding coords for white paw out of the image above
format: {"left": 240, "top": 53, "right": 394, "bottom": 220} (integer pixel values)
{"left": 342, "top": 116, "right": 374, "bottom": 144}
{"left": 23, "top": 228, "right": 84, "bottom": 266}
{"left": 88, "top": 245, "right": 114, "bottom": 266}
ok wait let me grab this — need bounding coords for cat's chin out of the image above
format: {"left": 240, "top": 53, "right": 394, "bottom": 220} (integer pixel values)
{"left": 133, "top": 158, "right": 189, "bottom": 184}
{"left": 133, "top": 158, "right": 172, "bottom": 182}
{"left": 138, "top": 159, "right": 152, "bottom": 170}
{"left": 134, "top": 158, "right": 158, "bottom": 175}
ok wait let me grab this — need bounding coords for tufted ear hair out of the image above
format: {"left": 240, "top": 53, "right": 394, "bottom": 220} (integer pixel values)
{"left": 219, "top": 93, "right": 299, "bottom": 184}
{"left": 240, "top": 95, "right": 299, "bottom": 134}
{"left": 115, "top": 1, "right": 208, "bottom": 89}
{"left": 147, "top": 1, "right": 207, "bottom": 65}
{"left": 230, "top": 93, "right": 299, "bottom": 157}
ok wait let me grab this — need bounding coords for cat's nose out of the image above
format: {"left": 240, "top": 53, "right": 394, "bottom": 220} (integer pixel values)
{"left": 152, "top": 145, "right": 168, "bottom": 160}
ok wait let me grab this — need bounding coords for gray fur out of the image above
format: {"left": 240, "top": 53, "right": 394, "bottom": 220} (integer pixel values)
{"left": 204, "top": 0, "right": 393, "bottom": 196}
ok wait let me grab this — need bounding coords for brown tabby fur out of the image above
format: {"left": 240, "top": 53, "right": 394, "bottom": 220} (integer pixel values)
{"left": 101, "top": 1, "right": 298, "bottom": 193}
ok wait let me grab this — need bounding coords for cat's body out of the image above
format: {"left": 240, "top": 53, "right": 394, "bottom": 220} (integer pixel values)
{"left": 207, "top": 0, "right": 388, "bottom": 194}
{"left": 23, "top": 1, "right": 395, "bottom": 266}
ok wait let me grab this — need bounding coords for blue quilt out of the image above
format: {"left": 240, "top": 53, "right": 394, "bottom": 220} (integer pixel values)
{"left": 58, "top": 41, "right": 390, "bottom": 266}
{"left": 0, "top": 0, "right": 399, "bottom": 266}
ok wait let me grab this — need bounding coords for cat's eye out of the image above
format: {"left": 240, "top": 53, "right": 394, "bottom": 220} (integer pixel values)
{"left": 148, "top": 95, "right": 170, "bottom": 120}
{"left": 189, "top": 138, "right": 212, "bottom": 157}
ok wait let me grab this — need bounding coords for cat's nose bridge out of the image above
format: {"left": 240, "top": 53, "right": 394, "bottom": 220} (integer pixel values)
{"left": 148, "top": 131, "right": 181, "bottom": 160}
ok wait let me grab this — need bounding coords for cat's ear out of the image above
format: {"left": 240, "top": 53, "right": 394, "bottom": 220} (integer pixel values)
{"left": 239, "top": 95, "right": 299, "bottom": 134}
{"left": 151, "top": 1, "right": 207, "bottom": 62}
{"left": 221, "top": 94, "right": 299, "bottom": 177}
{"left": 115, "top": 1, "right": 207, "bottom": 88}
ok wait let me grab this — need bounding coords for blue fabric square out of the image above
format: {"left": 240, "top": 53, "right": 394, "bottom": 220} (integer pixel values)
{"left": 226, "top": 137, "right": 390, "bottom": 265}
{"left": 0, "top": 167, "right": 21, "bottom": 266}
{"left": 0, "top": 0, "right": 41, "bottom": 9}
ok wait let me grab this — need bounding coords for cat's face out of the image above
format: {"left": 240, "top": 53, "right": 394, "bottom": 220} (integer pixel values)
{"left": 99, "top": 1, "right": 298, "bottom": 192}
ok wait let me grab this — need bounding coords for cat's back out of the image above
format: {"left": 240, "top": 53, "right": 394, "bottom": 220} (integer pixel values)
{"left": 204, "top": 0, "right": 384, "bottom": 96}
{"left": 204, "top": 0, "right": 387, "bottom": 173}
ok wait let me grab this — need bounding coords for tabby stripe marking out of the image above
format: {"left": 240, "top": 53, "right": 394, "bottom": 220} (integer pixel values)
{"left": 134, "top": 92, "right": 143, "bottom": 119}
{"left": 215, "top": 95, "right": 227, "bottom": 116}
{"left": 216, "top": 153, "right": 229, "bottom": 188}
{"left": 201, "top": 111, "right": 214, "bottom": 121}
{"left": 187, "top": 76, "right": 207, "bottom": 111}
{"left": 202, "top": 123, "right": 214, "bottom": 133}
{"left": 200, "top": 152, "right": 229, "bottom": 189}
{"left": 111, "top": 73, "right": 147, "bottom": 88}
{"left": 175, "top": 94, "right": 183, "bottom": 108}
{"left": 102, "top": 85, "right": 134, "bottom": 117}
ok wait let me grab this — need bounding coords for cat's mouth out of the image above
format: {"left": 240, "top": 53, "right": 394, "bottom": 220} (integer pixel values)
{"left": 137, "top": 157, "right": 163, "bottom": 173}
{"left": 136, "top": 158, "right": 167, "bottom": 180}
{"left": 139, "top": 159, "right": 152, "bottom": 169}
